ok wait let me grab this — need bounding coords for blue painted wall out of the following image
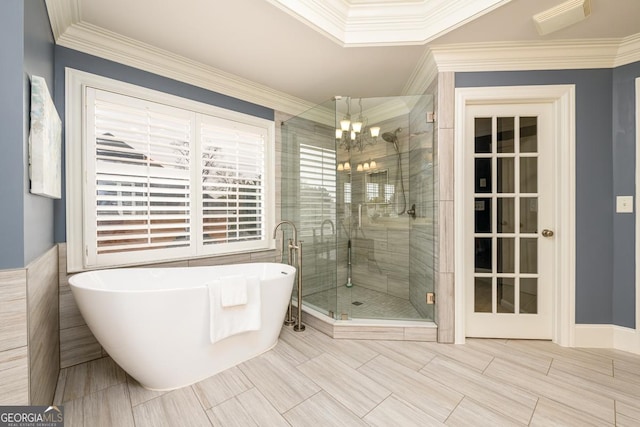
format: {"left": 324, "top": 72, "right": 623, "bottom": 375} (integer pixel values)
{"left": 0, "top": 0, "right": 25, "bottom": 269}
{"left": 456, "top": 68, "right": 640, "bottom": 328}
{"left": 0, "top": 0, "right": 55, "bottom": 269}
{"left": 612, "top": 62, "right": 640, "bottom": 328}
{"left": 23, "top": 0, "right": 55, "bottom": 266}
{"left": 53, "top": 46, "right": 275, "bottom": 242}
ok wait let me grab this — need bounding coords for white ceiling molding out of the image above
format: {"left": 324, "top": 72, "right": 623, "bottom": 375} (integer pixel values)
{"left": 293, "top": 96, "right": 427, "bottom": 130}
{"left": 44, "top": 0, "right": 81, "bottom": 40}
{"left": 262, "top": 0, "right": 348, "bottom": 46}
{"left": 264, "top": 0, "right": 512, "bottom": 47}
{"left": 45, "top": 0, "right": 640, "bottom": 115}
{"left": 53, "top": 22, "right": 314, "bottom": 116}
{"left": 361, "top": 97, "right": 427, "bottom": 124}
{"left": 402, "top": 50, "right": 438, "bottom": 96}
{"left": 429, "top": 37, "right": 640, "bottom": 73}
{"left": 616, "top": 33, "right": 640, "bottom": 68}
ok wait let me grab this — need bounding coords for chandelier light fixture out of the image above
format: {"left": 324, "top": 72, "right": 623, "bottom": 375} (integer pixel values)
{"left": 336, "top": 98, "right": 380, "bottom": 154}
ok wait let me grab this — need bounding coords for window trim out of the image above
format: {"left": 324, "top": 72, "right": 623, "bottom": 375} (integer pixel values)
{"left": 65, "top": 68, "right": 275, "bottom": 272}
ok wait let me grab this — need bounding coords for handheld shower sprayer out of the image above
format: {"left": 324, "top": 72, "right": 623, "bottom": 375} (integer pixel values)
{"left": 381, "top": 128, "right": 402, "bottom": 152}
{"left": 381, "top": 127, "right": 407, "bottom": 215}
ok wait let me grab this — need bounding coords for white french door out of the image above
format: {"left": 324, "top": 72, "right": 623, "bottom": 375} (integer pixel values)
{"left": 464, "top": 102, "right": 554, "bottom": 339}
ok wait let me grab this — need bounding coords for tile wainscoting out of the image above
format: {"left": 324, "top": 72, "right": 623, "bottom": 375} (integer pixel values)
{"left": 0, "top": 245, "right": 59, "bottom": 405}
{"left": 0, "top": 269, "right": 28, "bottom": 404}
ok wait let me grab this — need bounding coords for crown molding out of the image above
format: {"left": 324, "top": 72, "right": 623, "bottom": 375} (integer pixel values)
{"left": 263, "top": 0, "right": 348, "bottom": 47}
{"left": 46, "top": 0, "right": 640, "bottom": 114}
{"left": 363, "top": 96, "right": 427, "bottom": 124}
{"left": 402, "top": 49, "right": 438, "bottom": 95}
{"left": 615, "top": 33, "right": 640, "bottom": 68}
{"left": 294, "top": 95, "right": 426, "bottom": 130}
{"left": 430, "top": 38, "right": 628, "bottom": 73}
{"left": 44, "top": 0, "right": 80, "bottom": 40}
{"left": 265, "top": 0, "right": 511, "bottom": 47}
{"left": 54, "top": 22, "right": 314, "bottom": 116}
{"left": 402, "top": 35, "right": 640, "bottom": 92}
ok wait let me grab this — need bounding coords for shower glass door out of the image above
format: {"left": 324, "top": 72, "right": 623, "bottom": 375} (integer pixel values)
{"left": 333, "top": 95, "right": 435, "bottom": 321}
{"left": 282, "top": 94, "right": 435, "bottom": 322}
{"left": 281, "top": 99, "right": 339, "bottom": 318}
{"left": 408, "top": 95, "right": 436, "bottom": 322}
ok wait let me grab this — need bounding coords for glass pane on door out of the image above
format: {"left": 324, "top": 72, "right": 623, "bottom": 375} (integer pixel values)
{"left": 473, "top": 116, "right": 539, "bottom": 315}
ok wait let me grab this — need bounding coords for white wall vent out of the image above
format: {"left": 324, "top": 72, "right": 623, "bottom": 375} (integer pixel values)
{"left": 533, "top": 0, "right": 591, "bottom": 36}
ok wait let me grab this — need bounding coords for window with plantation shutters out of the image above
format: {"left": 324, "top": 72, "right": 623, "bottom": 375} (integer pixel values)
{"left": 298, "top": 143, "right": 336, "bottom": 238}
{"left": 200, "top": 117, "right": 266, "bottom": 251}
{"left": 72, "top": 78, "right": 274, "bottom": 270}
{"left": 86, "top": 89, "right": 194, "bottom": 265}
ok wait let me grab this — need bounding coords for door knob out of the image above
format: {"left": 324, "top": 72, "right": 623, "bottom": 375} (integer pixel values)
{"left": 541, "top": 229, "right": 554, "bottom": 237}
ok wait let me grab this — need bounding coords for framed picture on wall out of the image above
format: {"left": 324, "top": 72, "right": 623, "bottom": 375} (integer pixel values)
{"left": 29, "top": 75, "right": 62, "bottom": 199}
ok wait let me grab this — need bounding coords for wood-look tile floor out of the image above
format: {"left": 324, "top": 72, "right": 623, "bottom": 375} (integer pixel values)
{"left": 53, "top": 326, "right": 640, "bottom": 426}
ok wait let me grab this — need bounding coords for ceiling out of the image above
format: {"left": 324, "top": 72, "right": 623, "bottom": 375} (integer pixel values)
{"left": 48, "top": 0, "right": 640, "bottom": 107}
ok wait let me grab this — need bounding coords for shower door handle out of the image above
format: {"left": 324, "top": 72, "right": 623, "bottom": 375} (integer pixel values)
{"left": 357, "top": 204, "right": 362, "bottom": 229}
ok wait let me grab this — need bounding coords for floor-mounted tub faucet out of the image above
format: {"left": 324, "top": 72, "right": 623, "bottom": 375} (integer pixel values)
{"left": 273, "top": 221, "right": 305, "bottom": 332}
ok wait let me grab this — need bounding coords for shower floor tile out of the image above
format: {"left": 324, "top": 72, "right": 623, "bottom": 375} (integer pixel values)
{"left": 304, "top": 284, "right": 424, "bottom": 320}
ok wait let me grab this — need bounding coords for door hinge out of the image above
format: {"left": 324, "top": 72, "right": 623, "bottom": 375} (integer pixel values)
{"left": 426, "top": 112, "right": 436, "bottom": 123}
{"left": 426, "top": 292, "right": 435, "bottom": 304}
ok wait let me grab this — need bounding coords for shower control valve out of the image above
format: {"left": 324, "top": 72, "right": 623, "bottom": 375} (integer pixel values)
{"left": 406, "top": 204, "right": 417, "bottom": 219}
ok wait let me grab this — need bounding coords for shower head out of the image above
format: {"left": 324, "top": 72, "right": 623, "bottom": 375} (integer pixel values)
{"left": 381, "top": 133, "right": 396, "bottom": 143}
{"left": 381, "top": 128, "right": 402, "bottom": 151}
{"left": 381, "top": 127, "right": 401, "bottom": 143}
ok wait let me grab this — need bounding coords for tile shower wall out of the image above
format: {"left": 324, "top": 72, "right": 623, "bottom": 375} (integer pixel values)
{"left": 339, "top": 116, "right": 413, "bottom": 307}
{"left": 0, "top": 245, "right": 59, "bottom": 405}
{"left": 275, "top": 111, "right": 294, "bottom": 241}
{"left": 435, "top": 72, "right": 456, "bottom": 343}
{"left": 343, "top": 111, "right": 434, "bottom": 318}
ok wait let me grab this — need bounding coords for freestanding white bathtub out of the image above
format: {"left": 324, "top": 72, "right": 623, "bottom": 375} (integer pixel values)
{"left": 69, "top": 263, "right": 296, "bottom": 390}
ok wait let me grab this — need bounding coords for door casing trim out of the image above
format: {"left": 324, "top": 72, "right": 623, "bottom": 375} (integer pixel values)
{"left": 454, "top": 85, "right": 576, "bottom": 346}
{"left": 635, "top": 77, "right": 640, "bottom": 333}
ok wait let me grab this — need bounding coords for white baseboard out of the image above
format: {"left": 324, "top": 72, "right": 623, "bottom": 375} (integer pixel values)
{"left": 573, "top": 324, "right": 640, "bottom": 355}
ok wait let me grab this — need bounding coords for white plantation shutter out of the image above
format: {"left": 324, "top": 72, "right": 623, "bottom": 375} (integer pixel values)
{"left": 86, "top": 88, "right": 194, "bottom": 265}
{"left": 80, "top": 84, "right": 273, "bottom": 268}
{"left": 199, "top": 117, "right": 266, "bottom": 252}
{"left": 299, "top": 143, "right": 336, "bottom": 237}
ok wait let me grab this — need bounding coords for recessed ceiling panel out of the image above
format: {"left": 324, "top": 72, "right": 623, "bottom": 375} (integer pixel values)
{"left": 265, "top": 0, "right": 514, "bottom": 46}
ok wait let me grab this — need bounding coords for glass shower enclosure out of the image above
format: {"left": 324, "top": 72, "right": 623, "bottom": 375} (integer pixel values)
{"left": 281, "top": 95, "right": 435, "bottom": 322}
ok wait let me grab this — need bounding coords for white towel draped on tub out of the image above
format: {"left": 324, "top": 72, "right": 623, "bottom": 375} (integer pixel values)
{"left": 219, "top": 275, "right": 248, "bottom": 307}
{"left": 208, "top": 275, "right": 261, "bottom": 343}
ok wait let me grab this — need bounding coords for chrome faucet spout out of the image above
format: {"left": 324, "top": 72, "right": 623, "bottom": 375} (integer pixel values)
{"left": 273, "top": 220, "right": 298, "bottom": 244}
